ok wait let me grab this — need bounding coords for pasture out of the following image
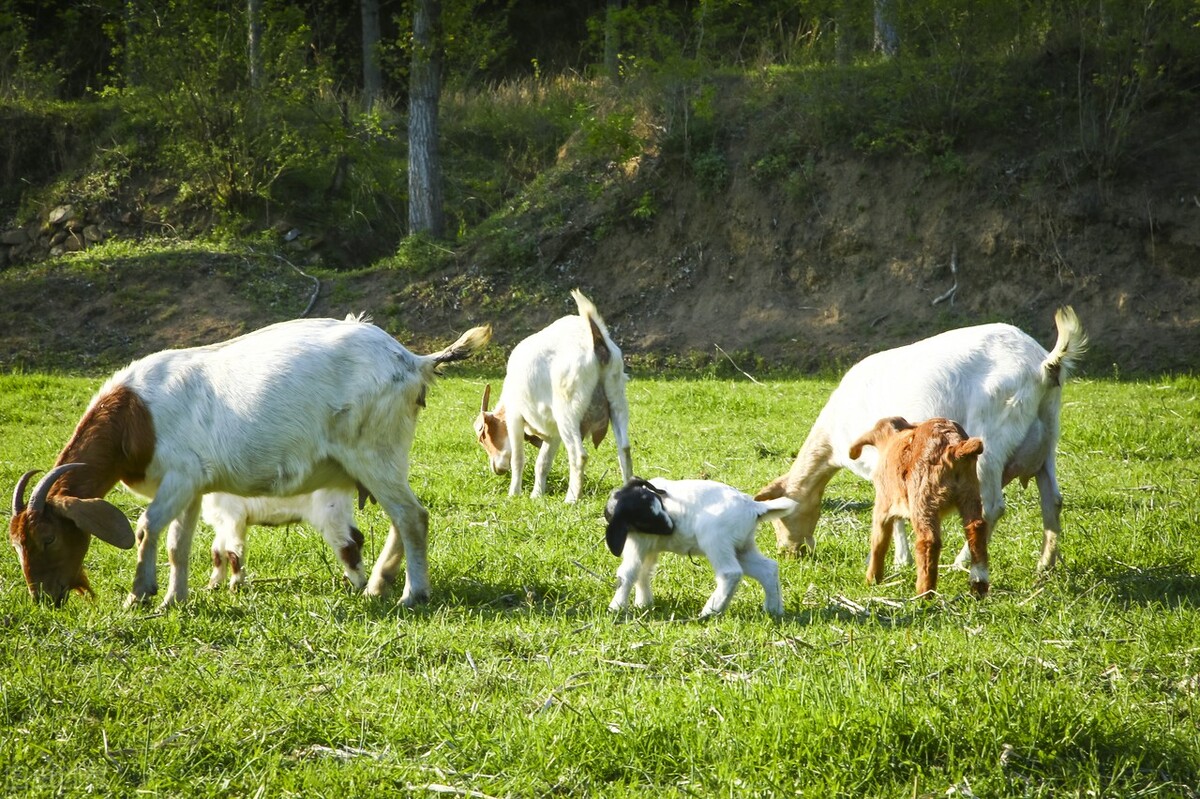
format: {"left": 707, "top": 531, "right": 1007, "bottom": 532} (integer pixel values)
{"left": 1, "top": 370, "right": 1198, "bottom": 797}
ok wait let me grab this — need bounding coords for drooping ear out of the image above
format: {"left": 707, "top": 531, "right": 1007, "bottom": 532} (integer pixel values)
{"left": 54, "top": 497, "right": 136, "bottom": 549}
{"left": 605, "top": 518, "right": 630, "bottom": 557}
{"left": 952, "top": 437, "right": 984, "bottom": 461}
{"left": 848, "top": 430, "right": 876, "bottom": 460}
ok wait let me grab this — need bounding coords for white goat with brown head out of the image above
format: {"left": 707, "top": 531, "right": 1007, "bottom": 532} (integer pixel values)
{"left": 474, "top": 289, "right": 632, "bottom": 502}
{"left": 8, "top": 315, "right": 491, "bottom": 608}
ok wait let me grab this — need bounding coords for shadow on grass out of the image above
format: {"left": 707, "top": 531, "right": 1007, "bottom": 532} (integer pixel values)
{"left": 1080, "top": 560, "right": 1200, "bottom": 609}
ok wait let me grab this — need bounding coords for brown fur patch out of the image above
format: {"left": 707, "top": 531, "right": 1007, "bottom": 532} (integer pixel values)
{"left": 55, "top": 385, "right": 156, "bottom": 498}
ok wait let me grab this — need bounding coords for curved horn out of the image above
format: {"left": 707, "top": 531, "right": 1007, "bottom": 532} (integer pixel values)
{"left": 12, "top": 470, "right": 40, "bottom": 516}
{"left": 27, "top": 463, "right": 87, "bottom": 516}
{"left": 481, "top": 384, "right": 492, "bottom": 413}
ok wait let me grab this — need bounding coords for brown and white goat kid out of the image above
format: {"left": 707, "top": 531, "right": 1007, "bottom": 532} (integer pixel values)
{"left": 474, "top": 289, "right": 632, "bottom": 502}
{"left": 757, "top": 307, "right": 1086, "bottom": 573}
{"left": 849, "top": 417, "right": 988, "bottom": 597}
{"left": 8, "top": 316, "right": 490, "bottom": 608}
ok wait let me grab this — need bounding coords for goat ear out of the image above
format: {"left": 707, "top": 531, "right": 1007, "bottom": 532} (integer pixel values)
{"left": 628, "top": 477, "right": 666, "bottom": 497}
{"left": 55, "top": 497, "right": 136, "bottom": 549}
{"left": 953, "top": 437, "right": 984, "bottom": 460}
{"left": 605, "top": 519, "right": 629, "bottom": 557}
{"left": 848, "top": 431, "right": 875, "bottom": 460}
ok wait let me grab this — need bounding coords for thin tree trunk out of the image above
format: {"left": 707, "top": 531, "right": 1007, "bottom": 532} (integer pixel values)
{"left": 124, "top": 0, "right": 141, "bottom": 86}
{"left": 408, "top": 0, "right": 444, "bottom": 238}
{"left": 247, "top": 0, "right": 263, "bottom": 89}
{"left": 604, "top": 0, "right": 621, "bottom": 81}
{"left": 874, "top": 0, "right": 899, "bottom": 58}
{"left": 361, "top": 0, "right": 383, "bottom": 109}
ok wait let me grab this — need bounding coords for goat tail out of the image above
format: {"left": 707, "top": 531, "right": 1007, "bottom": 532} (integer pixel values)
{"left": 754, "top": 475, "right": 788, "bottom": 502}
{"left": 756, "top": 496, "right": 799, "bottom": 524}
{"left": 570, "top": 289, "right": 616, "bottom": 366}
{"left": 1041, "top": 306, "right": 1088, "bottom": 386}
{"left": 427, "top": 325, "right": 493, "bottom": 367}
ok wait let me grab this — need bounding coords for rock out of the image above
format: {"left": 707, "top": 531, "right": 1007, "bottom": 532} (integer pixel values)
{"left": 84, "top": 224, "right": 104, "bottom": 243}
{"left": 63, "top": 233, "right": 85, "bottom": 252}
{"left": 50, "top": 230, "right": 67, "bottom": 246}
{"left": 1, "top": 229, "right": 27, "bottom": 245}
{"left": 48, "top": 204, "right": 75, "bottom": 225}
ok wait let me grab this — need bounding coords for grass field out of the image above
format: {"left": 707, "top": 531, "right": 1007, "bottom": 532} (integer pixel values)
{"left": 1, "top": 371, "right": 1198, "bottom": 798}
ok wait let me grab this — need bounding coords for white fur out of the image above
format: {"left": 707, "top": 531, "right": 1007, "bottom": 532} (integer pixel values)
{"left": 762, "top": 308, "right": 1086, "bottom": 572}
{"left": 483, "top": 290, "right": 632, "bottom": 502}
{"left": 202, "top": 489, "right": 363, "bottom": 592}
{"left": 609, "top": 478, "right": 796, "bottom": 617}
{"left": 100, "top": 315, "right": 488, "bottom": 608}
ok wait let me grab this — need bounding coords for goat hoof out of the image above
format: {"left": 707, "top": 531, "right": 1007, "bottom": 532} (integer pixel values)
{"left": 123, "top": 592, "right": 155, "bottom": 609}
{"left": 969, "top": 580, "right": 990, "bottom": 598}
{"left": 400, "top": 589, "right": 430, "bottom": 608}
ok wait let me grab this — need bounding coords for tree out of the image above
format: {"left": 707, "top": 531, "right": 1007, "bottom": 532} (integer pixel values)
{"left": 361, "top": 0, "right": 382, "bottom": 109}
{"left": 408, "top": 0, "right": 445, "bottom": 238}
{"left": 873, "top": 0, "right": 899, "bottom": 58}
{"left": 247, "top": 0, "right": 263, "bottom": 89}
{"left": 604, "top": 0, "right": 621, "bottom": 80}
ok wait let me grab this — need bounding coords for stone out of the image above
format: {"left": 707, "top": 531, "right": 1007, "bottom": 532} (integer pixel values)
{"left": 1, "top": 228, "right": 27, "bottom": 245}
{"left": 84, "top": 225, "right": 104, "bottom": 243}
{"left": 48, "top": 204, "right": 75, "bottom": 225}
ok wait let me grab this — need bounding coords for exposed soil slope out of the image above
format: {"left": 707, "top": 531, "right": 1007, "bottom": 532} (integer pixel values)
{"left": 1, "top": 118, "right": 1198, "bottom": 377}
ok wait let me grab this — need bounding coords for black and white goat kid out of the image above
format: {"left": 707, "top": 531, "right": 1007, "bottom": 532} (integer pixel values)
{"left": 603, "top": 477, "right": 796, "bottom": 617}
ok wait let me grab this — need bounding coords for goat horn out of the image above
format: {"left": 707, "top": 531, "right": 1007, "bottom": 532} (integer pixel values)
{"left": 27, "top": 463, "right": 87, "bottom": 516}
{"left": 481, "top": 384, "right": 492, "bottom": 413}
{"left": 12, "top": 470, "right": 41, "bottom": 516}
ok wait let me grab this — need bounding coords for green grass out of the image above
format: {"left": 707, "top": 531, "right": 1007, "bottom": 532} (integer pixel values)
{"left": 1, "top": 372, "right": 1198, "bottom": 798}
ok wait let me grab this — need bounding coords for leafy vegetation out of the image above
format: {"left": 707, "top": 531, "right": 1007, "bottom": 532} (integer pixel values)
{"left": 1, "top": 1, "right": 1195, "bottom": 266}
{"left": 1, "top": 372, "right": 1198, "bottom": 796}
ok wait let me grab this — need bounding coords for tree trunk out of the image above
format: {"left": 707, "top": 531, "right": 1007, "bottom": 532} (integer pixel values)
{"left": 604, "top": 0, "right": 621, "bottom": 81}
{"left": 408, "top": 0, "right": 445, "bottom": 238}
{"left": 247, "top": 0, "right": 263, "bottom": 89}
{"left": 361, "top": 0, "right": 383, "bottom": 109}
{"left": 873, "top": 0, "right": 899, "bottom": 58}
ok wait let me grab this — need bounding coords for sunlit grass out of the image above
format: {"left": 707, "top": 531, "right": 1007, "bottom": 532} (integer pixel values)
{"left": 1, "top": 373, "right": 1197, "bottom": 797}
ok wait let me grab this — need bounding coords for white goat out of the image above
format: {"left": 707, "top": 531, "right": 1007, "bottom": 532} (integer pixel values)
{"left": 604, "top": 477, "right": 797, "bottom": 617}
{"left": 474, "top": 289, "right": 632, "bottom": 502}
{"left": 756, "top": 307, "right": 1087, "bottom": 572}
{"left": 202, "top": 489, "right": 364, "bottom": 592}
{"left": 8, "top": 315, "right": 491, "bottom": 608}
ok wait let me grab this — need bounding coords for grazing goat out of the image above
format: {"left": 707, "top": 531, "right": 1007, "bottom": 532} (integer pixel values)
{"left": 849, "top": 417, "right": 988, "bottom": 597}
{"left": 8, "top": 316, "right": 491, "bottom": 608}
{"left": 757, "top": 307, "right": 1086, "bottom": 572}
{"left": 201, "top": 489, "right": 364, "bottom": 592}
{"left": 475, "top": 289, "right": 632, "bottom": 502}
{"left": 604, "top": 477, "right": 796, "bottom": 617}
